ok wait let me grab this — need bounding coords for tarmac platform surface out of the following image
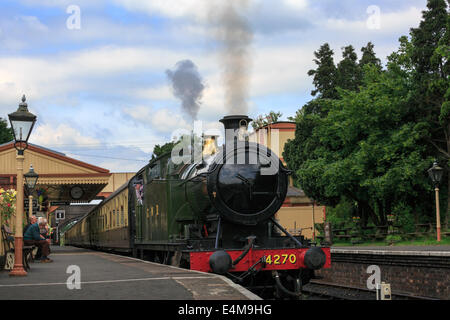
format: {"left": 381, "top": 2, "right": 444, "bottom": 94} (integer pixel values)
{"left": 0, "top": 246, "right": 260, "bottom": 300}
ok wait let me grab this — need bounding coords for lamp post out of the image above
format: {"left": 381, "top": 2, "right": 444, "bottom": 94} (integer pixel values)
{"left": 8, "top": 95, "right": 37, "bottom": 276}
{"left": 428, "top": 160, "right": 444, "bottom": 242}
{"left": 24, "top": 165, "right": 39, "bottom": 220}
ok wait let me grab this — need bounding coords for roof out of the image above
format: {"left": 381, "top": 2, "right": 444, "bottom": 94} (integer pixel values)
{"left": 0, "top": 141, "right": 66, "bottom": 157}
{"left": 0, "top": 141, "right": 109, "bottom": 174}
{"left": 252, "top": 121, "right": 296, "bottom": 132}
{"left": 0, "top": 140, "right": 111, "bottom": 203}
{"left": 287, "top": 186, "right": 306, "bottom": 197}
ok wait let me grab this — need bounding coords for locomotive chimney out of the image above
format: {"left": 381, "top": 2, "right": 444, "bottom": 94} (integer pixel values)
{"left": 220, "top": 115, "right": 252, "bottom": 131}
{"left": 220, "top": 115, "right": 253, "bottom": 142}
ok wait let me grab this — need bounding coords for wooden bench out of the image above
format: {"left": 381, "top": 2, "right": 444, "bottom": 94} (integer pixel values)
{"left": 1, "top": 225, "right": 35, "bottom": 271}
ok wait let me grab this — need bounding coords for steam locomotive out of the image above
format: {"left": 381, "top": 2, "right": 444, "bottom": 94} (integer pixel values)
{"left": 65, "top": 115, "right": 330, "bottom": 298}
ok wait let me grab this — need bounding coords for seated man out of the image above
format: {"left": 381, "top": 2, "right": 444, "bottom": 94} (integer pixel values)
{"left": 23, "top": 215, "right": 38, "bottom": 234}
{"left": 24, "top": 218, "right": 52, "bottom": 263}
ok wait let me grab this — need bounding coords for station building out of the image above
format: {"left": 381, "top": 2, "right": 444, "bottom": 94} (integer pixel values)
{"left": 248, "top": 121, "right": 325, "bottom": 239}
{"left": 0, "top": 141, "right": 111, "bottom": 260}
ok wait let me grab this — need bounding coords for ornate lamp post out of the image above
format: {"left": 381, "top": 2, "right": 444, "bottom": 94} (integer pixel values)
{"left": 24, "top": 165, "right": 39, "bottom": 220}
{"left": 8, "top": 95, "right": 37, "bottom": 276}
{"left": 428, "top": 160, "right": 444, "bottom": 242}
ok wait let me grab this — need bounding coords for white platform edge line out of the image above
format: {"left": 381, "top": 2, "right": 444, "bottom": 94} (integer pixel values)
{"left": 102, "top": 251, "right": 262, "bottom": 300}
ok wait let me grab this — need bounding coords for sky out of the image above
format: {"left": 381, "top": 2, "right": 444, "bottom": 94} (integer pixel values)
{"left": 0, "top": 0, "right": 429, "bottom": 172}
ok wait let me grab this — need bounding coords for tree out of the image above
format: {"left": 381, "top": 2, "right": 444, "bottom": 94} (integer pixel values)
{"left": 360, "top": 42, "right": 382, "bottom": 71}
{"left": 284, "top": 0, "right": 449, "bottom": 228}
{"left": 0, "top": 118, "right": 13, "bottom": 144}
{"left": 336, "top": 45, "right": 360, "bottom": 92}
{"left": 307, "top": 43, "right": 338, "bottom": 99}
{"left": 251, "top": 111, "right": 283, "bottom": 130}
{"left": 408, "top": 0, "right": 450, "bottom": 225}
{"left": 286, "top": 66, "right": 433, "bottom": 226}
{"left": 152, "top": 141, "right": 177, "bottom": 160}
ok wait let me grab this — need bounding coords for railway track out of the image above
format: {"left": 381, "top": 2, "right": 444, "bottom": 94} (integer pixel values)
{"left": 301, "top": 280, "right": 438, "bottom": 300}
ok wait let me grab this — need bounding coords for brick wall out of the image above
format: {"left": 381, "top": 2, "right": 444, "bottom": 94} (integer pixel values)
{"left": 315, "top": 256, "right": 449, "bottom": 299}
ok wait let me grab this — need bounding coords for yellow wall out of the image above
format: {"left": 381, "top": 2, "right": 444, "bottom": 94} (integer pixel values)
{"left": 101, "top": 173, "right": 135, "bottom": 193}
{"left": 275, "top": 206, "right": 324, "bottom": 240}
{"left": 0, "top": 148, "right": 100, "bottom": 175}
{"left": 249, "top": 127, "right": 294, "bottom": 160}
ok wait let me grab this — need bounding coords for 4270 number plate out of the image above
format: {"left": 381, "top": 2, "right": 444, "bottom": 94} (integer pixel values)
{"left": 264, "top": 253, "right": 297, "bottom": 265}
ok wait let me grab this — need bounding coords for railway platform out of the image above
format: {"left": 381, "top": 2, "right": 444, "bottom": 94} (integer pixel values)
{"left": 0, "top": 246, "right": 260, "bottom": 300}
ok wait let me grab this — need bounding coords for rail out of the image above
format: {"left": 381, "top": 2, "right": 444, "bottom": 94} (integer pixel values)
{"left": 302, "top": 280, "right": 438, "bottom": 300}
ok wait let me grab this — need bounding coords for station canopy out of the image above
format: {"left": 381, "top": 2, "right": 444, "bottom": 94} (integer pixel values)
{"left": 0, "top": 141, "right": 111, "bottom": 203}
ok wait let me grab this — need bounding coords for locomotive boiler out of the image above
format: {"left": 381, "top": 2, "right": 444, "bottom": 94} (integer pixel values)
{"left": 65, "top": 115, "right": 330, "bottom": 298}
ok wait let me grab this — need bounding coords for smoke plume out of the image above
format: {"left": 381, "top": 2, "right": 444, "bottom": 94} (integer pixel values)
{"left": 210, "top": 0, "right": 253, "bottom": 115}
{"left": 166, "top": 60, "right": 205, "bottom": 121}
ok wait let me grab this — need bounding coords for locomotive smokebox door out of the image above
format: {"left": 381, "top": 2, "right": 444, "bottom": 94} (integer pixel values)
{"left": 207, "top": 115, "right": 289, "bottom": 226}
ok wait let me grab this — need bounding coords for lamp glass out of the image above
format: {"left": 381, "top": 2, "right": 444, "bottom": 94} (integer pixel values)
{"left": 24, "top": 166, "right": 39, "bottom": 190}
{"left": 10, "top": 119, "right": 34, "bottom": 142}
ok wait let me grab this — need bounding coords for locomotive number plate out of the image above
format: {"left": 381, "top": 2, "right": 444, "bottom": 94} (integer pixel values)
{"left": 265, "top": 253, "right": 297, "bottom": 265}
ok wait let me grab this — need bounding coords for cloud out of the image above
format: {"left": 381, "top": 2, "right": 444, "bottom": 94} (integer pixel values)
{"left": 30, "top": 123, "right": 101, "bottom": 148}
{"left": 122, "top": 105, "right": 191, "bottom": 134}
{"left": 324, "top": 6, "right": 422, "bottom": 35}
{"left": 133, "top": 86, "right": 174, "bottom": 101}
{"left": 113, "top": 0, "right": 208, "bottom": 20}
{"left": 0, "top": 45, "right": 185, "bottom": 112}
{"left": 282, "top": 0, "right": 308, "bottom": 10}
{"left": 65, "top": 145, "right": 151, "bottom": 172}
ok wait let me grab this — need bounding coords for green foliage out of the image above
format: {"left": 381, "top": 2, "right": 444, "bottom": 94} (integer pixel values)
{"left": 284, "top": 1, "right": 450, "bottom": 229}
{"left": 0, "top": 118, "right": 13, "bottom": 144}
{"left": 336, "top": 45, "right": 360, "bottom": 91}
{"left": 152, "top": 141, "right": 177, "bottom": 160}
{"left": 291, "top": 66, "right": 433, "bottom": 225}
{"left": 251, "top": 111, "right": 283, "bottom": 130}
{"left": 323, "top": 200, "right": 354, "bottom": 228}
{"left": 307, "top": 43, "right": 338, "bottom": 99}
{"left": 360, "top": 42, "right": 382, "bottom": 71}
{"left": 392, "top": 202, "right": 416, "bottom": 233}
{"left": 385, "top": 234, "right": 402, "bottom": 243}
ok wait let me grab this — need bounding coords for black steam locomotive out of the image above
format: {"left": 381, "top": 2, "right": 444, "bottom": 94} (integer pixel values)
{"left": 65, "top": 115, "right": 330, "bottom": 298}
